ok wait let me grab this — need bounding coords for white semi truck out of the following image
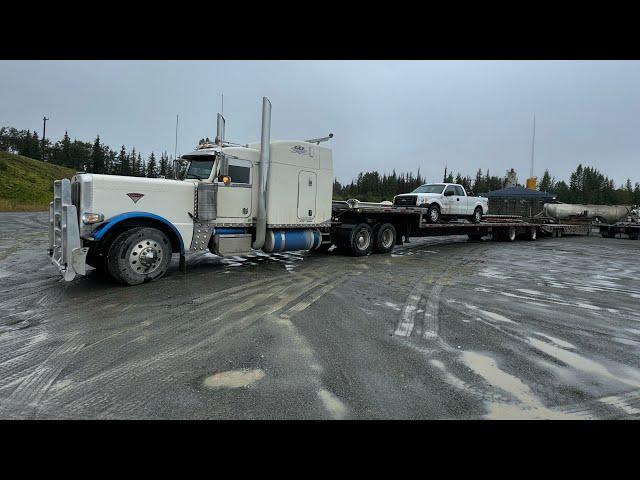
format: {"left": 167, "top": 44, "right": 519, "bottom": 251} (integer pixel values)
{"left": 48, "top": 97, "right": 545, "bottom": 286}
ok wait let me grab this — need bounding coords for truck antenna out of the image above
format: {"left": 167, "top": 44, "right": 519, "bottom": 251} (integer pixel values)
{"left": 174, "top": 114, "right": 179, "bottom": 161}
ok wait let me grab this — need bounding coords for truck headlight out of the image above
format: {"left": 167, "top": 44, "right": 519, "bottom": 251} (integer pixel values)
{"left": 82, "top": 212, "right": 104, "bottom": 224}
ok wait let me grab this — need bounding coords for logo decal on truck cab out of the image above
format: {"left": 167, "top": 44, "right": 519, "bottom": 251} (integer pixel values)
{"left": 291, "top": 145, "right": 308, "bottom": 155}
{"left": 126, "top": 193, "right": 145, "bottom": 204}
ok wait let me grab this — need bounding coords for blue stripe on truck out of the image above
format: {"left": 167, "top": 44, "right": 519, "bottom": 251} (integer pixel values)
{"left": 92, "top": 212, "right": 185, "bottom": 254}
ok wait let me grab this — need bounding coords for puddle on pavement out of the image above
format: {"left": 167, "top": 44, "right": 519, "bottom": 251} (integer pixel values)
{"left": 203, "top": 368, "right": 265, "bottom": 389}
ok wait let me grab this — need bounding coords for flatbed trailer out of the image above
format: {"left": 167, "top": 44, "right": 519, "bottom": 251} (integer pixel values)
{"left": 327, "top": 201, "right": 578, "bottom": 256}
{"left": 598, "top": 222, "right": 640, "bottom": 240}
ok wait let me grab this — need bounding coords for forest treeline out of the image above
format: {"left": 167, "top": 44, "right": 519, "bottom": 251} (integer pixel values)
{"left": 333, "top": 166, "right": 640, "bottom": 205}
{"left": 2, "top": 125, "right": 639, "bottom": 206}
{"left": 0, "top": 126, "right": 176, "bottom": 178}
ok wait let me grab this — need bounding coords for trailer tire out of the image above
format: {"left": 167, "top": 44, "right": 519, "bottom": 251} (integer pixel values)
{"left": 526, "top": 227, "right": 537, "bottom": 241}
{"left": 471, "top": 207, "right": 482, "bottom": 224}
{"left": 504, "top": 226, "right": 516, "bottom": 242}
{"left": 629, "top": 232, "right": 639, "bottom": 240}
{"left": 373, "top": 223, "right": 396, "bottom": 253}
{"left": 107, "top": 227, "right": 172, "bottom": 286}
{"left": 347, "top": 223, "right": 373, "bottom": 256}
{"left": 426, "top": 204, "right": 441, "bottom": 224}
{"left": 468, "top": 234, "right": 483, "bottom": 241}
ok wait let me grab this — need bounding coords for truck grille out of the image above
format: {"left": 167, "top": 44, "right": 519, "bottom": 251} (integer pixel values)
{"left": 394, "top": 195, "right": 417, "bottom": 207}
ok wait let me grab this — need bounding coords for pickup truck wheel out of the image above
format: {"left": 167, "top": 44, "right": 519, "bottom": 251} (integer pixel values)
{"left": 107, "top": 227, "right": 172, "bottom": 285}
{"left": 373, "top": 223, "right": 396, "bottom": 253}
{"left": 426, "top": 204, "right": 441, "bottom": 224}
{"left": 348, "top": 223, "right": 373, "bottom": 256}
{"left": 471, "top": 207, "right": 482, "bottom": 224}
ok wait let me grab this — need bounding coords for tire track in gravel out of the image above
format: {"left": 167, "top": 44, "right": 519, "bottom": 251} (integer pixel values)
{"left": 40, "top": 268, "right": 357, "bottom": 417}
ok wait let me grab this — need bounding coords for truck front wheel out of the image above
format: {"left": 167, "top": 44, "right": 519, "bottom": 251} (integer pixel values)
{"left": 426, "top": 204, "right": 441, "bottom": 224}
{"left": 107, "top": 227, "right": 172, "bottom": 285}
{"left": 373, "top": 223, "right": 396, "bottom": 253}
{"left": 347, "top": 223, "right": 373, "bottom": 256}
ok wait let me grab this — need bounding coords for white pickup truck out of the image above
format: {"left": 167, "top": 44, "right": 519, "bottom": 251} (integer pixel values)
{"left": 393, "top": 183, "right": 488, "bottom": 224}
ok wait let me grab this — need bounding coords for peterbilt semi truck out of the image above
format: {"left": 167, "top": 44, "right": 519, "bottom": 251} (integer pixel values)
{"left": 48, "top": 97, "right": 544, "bottom": 286}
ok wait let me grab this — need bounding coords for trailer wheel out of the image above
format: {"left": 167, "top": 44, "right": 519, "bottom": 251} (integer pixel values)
{"left": 373, "top": 223, "right": 396, "bottom": 253}
{"left": 107, "top": 227, "right": 172, "bottom": 286}
{"left": 468, "top": 234, "right": 483, "bottom": 241}
{"left": 505, "top": 226, "right": 516, "bottom": 242}
{"left": 629, "top": 232, "right": 639, "bottom": 240}
{"left": 471, "top": 207, "right": 482, "bottom": 224}
{"left": 526, "top": 226, "right": 537, "bottom": 241}
{"left": 426, "top": 204, "right": 441, "bottom": 224}
{"left": 347, "top": 223, "right": 373, "bottom": 256}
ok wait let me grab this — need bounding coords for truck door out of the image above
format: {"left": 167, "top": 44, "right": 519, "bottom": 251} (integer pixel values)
{"left": 454, "top": 185, "right": 467, "bottom": 215}
{"left": 297, "top": 170, "right": 317, "bottom": 220}
{"left": 216, "top": 159, "right": 252, "bottom": 219}
{"left": 442, "top": 185, "right": 457, "bottom": 215}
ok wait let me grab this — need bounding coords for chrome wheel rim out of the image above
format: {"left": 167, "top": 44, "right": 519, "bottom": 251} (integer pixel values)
{"left": 475, "top": 210, "right": 481, "bottom": 222}
{"left": 129, "top": 239, "right": 163, "bottom": 274}
{"left": 381, "top": 229, "right": 394, "bottom": 249}
{"left": 430, "top": 209, "right": 439, "bottom": 222}
{"left": 356, "top": 229, "right": 371, "bottom": 250}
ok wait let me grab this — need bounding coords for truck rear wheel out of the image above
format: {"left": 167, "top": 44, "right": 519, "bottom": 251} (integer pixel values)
{"left": 471, "top": 207, "right": 482, "bottom": 224}
{"left": 373, "top": 223, "right": 396, "bottom": 253}
{"left": 107, "top": 227, "right": 172, "bottom": 286}
{"left": 526, "top": 226, "right": 537, "bottom": 241}
{"left": 347, "top": 223, "right": 373, "bottom": 256}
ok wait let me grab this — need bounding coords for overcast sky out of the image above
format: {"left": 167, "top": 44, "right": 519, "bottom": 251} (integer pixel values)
{"left": 1, "top": 60, "right": 639, "bottom": 185}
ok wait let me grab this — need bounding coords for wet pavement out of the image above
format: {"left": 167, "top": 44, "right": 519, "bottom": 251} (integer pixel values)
{"left": 0, "top": 212, "right": 639, "bottom": 419}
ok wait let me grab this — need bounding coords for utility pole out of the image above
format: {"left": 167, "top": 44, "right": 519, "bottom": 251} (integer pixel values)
{"left": 42, "top": 116, "right": 49, "bottom": 161}
{"left": 530, "top": 114, "right": 536, "bottom": 179}
{"left": 174, "top": 114, "right": 179, "bottom": 160}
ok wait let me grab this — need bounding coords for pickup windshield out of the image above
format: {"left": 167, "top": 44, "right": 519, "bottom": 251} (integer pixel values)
{"left": 185, "top": 156, "right": 215, "bottom": 180}
{"left": 412, "top": 184, "right": 446, "bottom": 194}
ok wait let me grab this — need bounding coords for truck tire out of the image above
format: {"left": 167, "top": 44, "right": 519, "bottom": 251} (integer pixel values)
{"left": 426, "top": 204, "right": 441, "bottom": 224}
{"left": 471, "top": 207, "right": 482, "bottom": 224}
{"left": 497, "top": 226, "right": 516, "bottom": 242}
{"left": 526, "top": 226, "right": 537, "bottom": 241}
{"left": 347, "top": 223, "right": 373, "bottom": 256}
{"left": 107, "top": 227, "right": 172, "bottom": 286}
{"left": 373, "top": 223, "right": 396, "bottom": 253}
{"left": 468, "top": 234, "right": 483, "bottom": 241}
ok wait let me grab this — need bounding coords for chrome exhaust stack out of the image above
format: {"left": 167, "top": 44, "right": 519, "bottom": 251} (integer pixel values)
{"left": 253, "top": 97, "right": 271, "bottom": 250}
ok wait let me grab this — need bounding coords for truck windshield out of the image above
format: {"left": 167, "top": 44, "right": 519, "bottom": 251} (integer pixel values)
{"left": 185, "top": 159, "right": 215, "bottom": 180}
{"left": 412, "top": 184, "right": 445, "bottom": 194}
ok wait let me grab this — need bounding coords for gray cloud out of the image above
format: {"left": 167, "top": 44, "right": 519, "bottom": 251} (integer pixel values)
{"left": 1, "top": 60, "right": 638, "bottom": 185}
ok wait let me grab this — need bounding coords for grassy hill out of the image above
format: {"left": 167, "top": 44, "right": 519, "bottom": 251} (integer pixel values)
{"left": 0, "top": 151, "right": 76, "bottom": 211}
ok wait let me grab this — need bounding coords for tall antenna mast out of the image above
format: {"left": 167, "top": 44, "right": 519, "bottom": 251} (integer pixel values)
{"left": 530, "top": 114, "right": 536, "bottom": 179}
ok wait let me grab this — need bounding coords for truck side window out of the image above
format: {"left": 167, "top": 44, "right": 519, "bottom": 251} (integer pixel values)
{"left": 228, "top": 165, "right": 251, "bottom": 184}
{"left": 455, "top": 186, "right": 465, "bottom": 196}
{"left": 445, "top": 186, "right": 456, "bottom": 196}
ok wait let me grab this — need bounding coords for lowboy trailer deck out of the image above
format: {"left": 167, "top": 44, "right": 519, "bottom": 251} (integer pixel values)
{"left": 327, "top": 202, "right": 578, "bottom": 256}
{"left": 598, "top": 222, "right": 640, "bottom": 240}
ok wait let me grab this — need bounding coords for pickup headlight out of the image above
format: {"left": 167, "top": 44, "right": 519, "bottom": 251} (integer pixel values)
{"left": 82, "top": 212, "right": 104, "bottom": 224}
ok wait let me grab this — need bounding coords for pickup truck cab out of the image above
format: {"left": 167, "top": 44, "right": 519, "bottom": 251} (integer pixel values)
{"left": 393, "top": 183, "right": 488, "bottom": 224}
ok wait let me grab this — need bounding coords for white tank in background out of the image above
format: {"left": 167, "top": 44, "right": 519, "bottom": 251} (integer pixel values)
{"left": 543, "top": 203, "right": 632, "bottom": 224}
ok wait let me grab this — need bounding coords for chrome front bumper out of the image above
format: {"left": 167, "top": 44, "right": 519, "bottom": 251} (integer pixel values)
{"left": 48, "top": 178, "right": 88, "bottom": 281}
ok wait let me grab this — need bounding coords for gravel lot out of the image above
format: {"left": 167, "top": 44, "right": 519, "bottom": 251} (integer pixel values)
{"left": 1, "top": 212, "right": 639, "bottom": 419}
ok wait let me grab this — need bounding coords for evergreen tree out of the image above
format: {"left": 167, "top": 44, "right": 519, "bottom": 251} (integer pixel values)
{"left": 118, "top": 145, "right": 129, "bottom": 176}
{"left": 159, "top": 152, "right": 169, "bottom": 178}
{"left": 146, "top": 152, "right": 157, "bottom": 177}
{"left": 89, "top": 135, "right": 105, "bottom": 173}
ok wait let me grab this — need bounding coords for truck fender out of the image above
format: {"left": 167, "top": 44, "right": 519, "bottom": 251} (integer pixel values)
{"left": 92, "top": 212, "right": 185, "bottom": 254}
